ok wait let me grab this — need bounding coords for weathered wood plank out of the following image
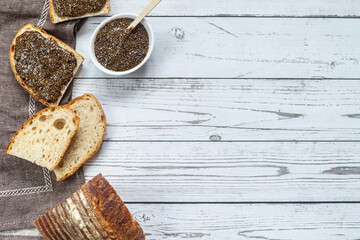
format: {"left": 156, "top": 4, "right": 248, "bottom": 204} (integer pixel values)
{"left": 76, "top": 17, "right": 360, "bottom": 79}
{"left": 73, "top": 78, "right": 360, "bottom": 141}
{"left": 83, "top": 142, "right": 360, "bottom": 202}
{"left": 4, "top": 204, "right": 360, "bottom": 239}
{"left": 107, "top": 0, "right": 360, "bottom": 17}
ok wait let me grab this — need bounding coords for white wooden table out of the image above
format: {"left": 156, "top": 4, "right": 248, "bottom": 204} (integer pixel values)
{"left": 6, "top": 1, "right": 360, "bottom": 239}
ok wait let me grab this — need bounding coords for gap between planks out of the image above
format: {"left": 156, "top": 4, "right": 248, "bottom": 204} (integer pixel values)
{"left": 100, "top": 138, "right": 360, "bottom": 143}
{"left": 89, "top": 15, "right": 360, "bottom": 19}
{"left": 74, "top": 77, "right": 360, "bottom": 80}
{"left": 123, "top": 201, "right": 360, "bottom": 204}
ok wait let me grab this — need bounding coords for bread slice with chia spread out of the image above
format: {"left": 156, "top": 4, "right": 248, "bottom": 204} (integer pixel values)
{"left": 54, "top": 94, "right": 106, "bottom": 181}
{"left": 9, "top": 24, "right": 84, "bottom": 107}
{"left": 34, "top": 174, "right": 145, "bottom": 240}
{"left": 49, "top": 0, "right": 111, "bottom": 24}
{"left": 5, "top": 106, "right": 80, "bottom": 171}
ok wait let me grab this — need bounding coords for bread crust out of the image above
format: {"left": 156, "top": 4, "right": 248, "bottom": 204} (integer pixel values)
{"left": 9, "top": 24, "right": 84, "bottom": 107}
{"left": 34, "top": 174, "right": 145, "bottom": 239}
{"left": 49, "top": 0, "right": 111, "bottom": 24}
{"left": 56, "top": 93, "right": 107, "bottom": 181}
{"left": 5, "top": 105, "right": 80, "bottom": 171}
{"left": 82, "top": 174, "right": 145, "bottom": 240}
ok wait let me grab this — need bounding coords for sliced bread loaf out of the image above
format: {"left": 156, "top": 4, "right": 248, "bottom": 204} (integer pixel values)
{"left": 34, "top": 174, "right": 145, "bottom": 240}
{"left": 49, "top": 0, "right": 111, "bottom": 24}
{"left": 5, "top": 106, "right": 80, "bottom": 171}
{"left": 54, "top": 94, "right": 106, "bottom": 181}
{"left": 10, "top": 24, "right": 84, "bottom": 107}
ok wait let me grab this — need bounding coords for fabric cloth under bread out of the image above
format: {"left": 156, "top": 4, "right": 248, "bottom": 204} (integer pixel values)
{"left": 0, "top": 0, "right": 85, "bottom": 234}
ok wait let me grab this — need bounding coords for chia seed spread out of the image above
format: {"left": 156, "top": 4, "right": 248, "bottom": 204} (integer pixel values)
{"left": 94, "top": 18, "right": 149, "bottom": 72}
{"left": 53, "top": 0, "right": 107, "bottom": 17}
{"left": 14, "top": 31, "right": 77, "bottom": 103}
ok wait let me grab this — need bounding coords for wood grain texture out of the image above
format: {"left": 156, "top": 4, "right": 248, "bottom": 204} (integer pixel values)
{"left": 4, "top": 204, "right": 360, "bottom": 239}
{"left": 4, "top": 1, "right": 360, "bottom": 238}
{"left": 83, "top": 141, "right": 360, "bottom": 202}
{"left": 76, "top": 17, "right": 360, "bottom": 79}
{"left": 107, "top": 0, "right": 360, "bottom": 17}
{"left": 73, "top": 78, "right": 360, "bottom": 141}
{"left": 124, "top": 204, "right": 360, "bottom": 240}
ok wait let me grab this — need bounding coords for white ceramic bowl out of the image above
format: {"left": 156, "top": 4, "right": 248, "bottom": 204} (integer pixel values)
{"left": 89, "top": 13, "right": 154, "bottom": 75}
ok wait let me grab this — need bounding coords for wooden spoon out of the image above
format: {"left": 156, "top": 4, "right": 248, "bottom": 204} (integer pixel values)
{"left": 126, "top": 0, "right": 162, "bottom": 33}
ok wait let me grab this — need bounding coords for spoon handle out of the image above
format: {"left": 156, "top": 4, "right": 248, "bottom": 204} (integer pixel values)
{"left": 127, "top": 0, "right": 162, "bottom": 31}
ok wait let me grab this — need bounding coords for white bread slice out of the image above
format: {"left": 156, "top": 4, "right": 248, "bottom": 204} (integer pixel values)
{"left": 49, "top": 0, "right": 111, "bottom": 24}
{"left": 54, "top": 94, "right": 106, "bottom": 181}
{"left": 5, "top": 106, "right": 80, "bottom": 171}
{"left": 9, "top": 24, "right": 84, "bottom": 107}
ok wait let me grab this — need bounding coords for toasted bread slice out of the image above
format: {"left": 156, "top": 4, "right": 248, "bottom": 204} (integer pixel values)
{"left": 54, "top": 94, "right": 106, "bottom": 181}
{"left": 49, "top": 0, "right": 111, "bottom": 24}
{"left": 34, "top": 174, "right": 145, "bottom": 240}
{"left": 5, "top": 106, "right": 80, "bottom": 171}
{"left": 9, "top": 24, "right": 84, "bottom": 107}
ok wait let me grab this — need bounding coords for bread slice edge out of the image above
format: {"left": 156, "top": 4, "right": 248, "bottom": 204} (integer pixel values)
{"left": 49, "top": 0, "right": 111, "bottom": 24}
{"left": 56, "top": 93, "right": 107, "bottom": 181}
{"left": 9, "top": 24, "right": 84, "bottom": 107}
{"left": 5, "top": 106, "right": 80, "bottom": 171}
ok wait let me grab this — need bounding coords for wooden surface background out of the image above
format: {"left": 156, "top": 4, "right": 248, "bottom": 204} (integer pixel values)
{"left": 3, "top": 0, "right": 360, "bottom": 239}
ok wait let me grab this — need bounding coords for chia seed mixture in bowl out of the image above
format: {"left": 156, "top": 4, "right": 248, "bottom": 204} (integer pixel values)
{"left": 94, "top": 18, "right": 150, "bottom": 72}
